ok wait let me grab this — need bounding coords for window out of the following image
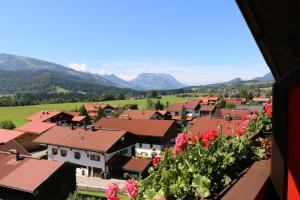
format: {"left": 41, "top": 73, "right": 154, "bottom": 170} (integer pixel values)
{"left": 90, "top": 154, "right": 100, "bottom": 161}
{"left": 150, "top": 144, "right": 153, "bottom": 148}
{"left": 52, "top": 148, "right": 58, "bottom": 155}
{"left": 74, "top": 152, "right": 81, "bottom": 160}
{"left": 60, "top": 149, "right": 67, "bottom": 157}
{"left": 139, "top": 143, "right": 142, "bottom": 148}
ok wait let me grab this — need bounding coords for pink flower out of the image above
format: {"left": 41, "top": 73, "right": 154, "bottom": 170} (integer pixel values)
{"left": 152, "top": 156, "right": 161, "bottom": 167}
{"left": 155, "top": 197, "right": 166, "bottom": 200}
{"left": 105, "top": 183, "right": 120, "bottom": 200}
{"left": 199, "top": 129, "right": 217, "bottom": 149}
{"left": 173, "top": 133, "right": 189, "bottom": 156}
{"left": 244, "top": 119, "right": 250, "bottom": 126}
{"left": 124, "top": 179, "right": 138, "bottom": 198}
{"left": 252, "top": 113, "right": 258, "bottom": 121}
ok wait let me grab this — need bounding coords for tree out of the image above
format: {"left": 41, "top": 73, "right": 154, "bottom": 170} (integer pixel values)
{"left": 79, "top": 105, "right": 88, "bottom": 117}
{"left": 112, "top": 108, "right": 125, "bottom": 118}
{"left": 146, "top": 90, "right": 158, "bottom": 99}
{"left": 0, "top": 120, "right": 16, "bottom": 130}
{"left": 179, "top": 106, "right": 188, "bottom": 130}
{"left": 94, "top": 107, "right": 105, "bottom": 122}
{"left": 215, "top": 98, "right": 226, "bottom": 108}
{"left": 146, "top": 99, "right": 154, "bottom": 109}
{"left": 165, "top": 101, "right": 170, "bottom": 109}
{"left": 154, "top": 100, "right": 164, "bottom": 110}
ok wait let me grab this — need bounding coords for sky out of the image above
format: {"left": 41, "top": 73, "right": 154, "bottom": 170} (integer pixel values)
{"left": 0, "top": 0, "right": 270, "bottom": 85}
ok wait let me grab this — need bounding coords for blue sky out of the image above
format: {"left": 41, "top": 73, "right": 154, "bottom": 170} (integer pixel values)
{"left": 0, "top": 0, "right": 270, "bottom": 85}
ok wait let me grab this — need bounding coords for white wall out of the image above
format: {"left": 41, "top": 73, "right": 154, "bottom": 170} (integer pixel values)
{"left": 135, "top": 143, "right": 162, "bottom": 158}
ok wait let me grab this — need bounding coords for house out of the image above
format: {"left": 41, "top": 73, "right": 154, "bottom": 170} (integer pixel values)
{"left": 0, "top": 129, "right": 29, "bottom": 156}
{"left": 15, "top": 121, "right": 56, "bottom": 151}
{"left": 34, "top": 125, "right": 137, "bottom": 178}
{"left": 0, "top": 151, "right": 75, "bottom": 200}
{"left": 225, "top": 98, "right": 247, "bottom": 105}
{"left": 252, "top": 97, "right": 271, "bottom": 104}
{"left": 167, "top": 101, "right": 201, "bottom": 117}
{"left": 199, "top": 96, "right": 219, "bottom": 104}
{"left": 95, "top": 118, "right": 178, "bottom": 158}
{"left": 26, "top": 110, "right": 74, "bottom": 125}
{"left": 118, "top": 110, "right": 164, "bottom": 120}
{"left": 214, "top": 109, "right": 251, "bottom": 120}
{"left": 199, "top": 105, "right": 216, "bottom": 117}
{"left": 84, "top": 104, "right": 115, "bottom": 118}
{"left": 157, "top": 110, "right": 172, "bottom": 120}
{"left": 189, "top": 117, "right": 243, "bottom": 137}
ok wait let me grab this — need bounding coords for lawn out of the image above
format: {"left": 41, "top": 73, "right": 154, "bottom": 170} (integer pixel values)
{"left": 77, "top": 189, "right": 128, "bottom": 200}
{"left": 0, "top": 95, "right": 196, "bottom": 127}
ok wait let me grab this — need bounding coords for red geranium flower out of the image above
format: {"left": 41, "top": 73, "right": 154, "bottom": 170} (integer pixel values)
{"left": 105, "top": 183, "right": 120, "bottom": 200}
{"left": 173, "top": 133, "right": 189, "bottom": 157}
{"left": 199, "top": 129, "right": 217, "bottom": 149}
{"left": 152, "top": 156, "right": 161, "bottom": 167}
{"left": 124, "top": 179, "right": 138, "bottom": 198}
{"left": 252, "top": 113, "right": 258, "bottom": 121}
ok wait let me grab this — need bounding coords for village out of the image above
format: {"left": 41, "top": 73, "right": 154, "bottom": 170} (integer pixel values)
{"left": 0, "top": 95, "right": 272, "bottom": 199}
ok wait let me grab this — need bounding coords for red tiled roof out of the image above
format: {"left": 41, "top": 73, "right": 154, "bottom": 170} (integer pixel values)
{"left": 0, "top": 152, "right": 64, "bottom": 193}
{"left": 167, "top": 101, "right": 200, "bottom": 112}
{"left": 157, "top": 110, "right": 169, "bottom": 116}
{"left": 26, "top": 111, "right": 62, "bottom": 122}
{"left": 200, "top": 105, "right": 216, "bottom": 112}
{"left": 16, "top": 121, "right": 56, "bottom": 135}
{"left": 119, "top": 110, "right": 162, "bottom": 120}
{"left": 34, "top": 126, "right": 128, "bottom": 153}
{"left": 95, "top": 118, "right": 177, "bottom": 138}
{"left": 189, "top": 117, "right": 243, "bottom": 137}
{"left": 72, "top": 115, "right": 87, "bottom": 122}
{"left": 0, "top": 129, "right": 26, "bottom": 143}
{"left": 215, "top": 109, "right": 251, "bottom": 119}
{"left": 123, "top": 158, "right": 151, "bottom": 173}
{"left": 67, "top": 112, "right": 80, "bottom": 116}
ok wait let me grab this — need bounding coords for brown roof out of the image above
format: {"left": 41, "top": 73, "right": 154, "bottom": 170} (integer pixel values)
{"left": 34, "top": 126, "right": 128, "bottom": 153}
{"left": 26, "top": 111, "right": 62, "bottom": 122}
{"left": 0, "top": 140, "right": 30, "bottom": 156}
{"left": 171, "top": 116, "right": 194, "bottom": 121}
{"left": 167, "top": 101, "right": 200, "bottom": 112}
{"left": 72, "top": 115, "right": 87, "bottom": 122}
{"left": 157, "top": 110, "right": 170, "bottom": 116}
{"left": 96, "top": 118, "right": 177, "bottom": 138}
{"left": 199, "top": 97, "right": 219, "bottom": 103}
{"left": 0, "top": 129, "right": 26, "bottom": 143}
{"left": 252, "top": 97, "right": 271, "bottom": 102}
{"left": 123, "top": 158, "right": 151, "bottom": 173}
{"left": 0, "top": 152, "right": 64, "bottom": 193}
{"left": 118, "top": 110, "right": 162, "bottom": 120}
{"left": 67, "top": 112, "right": 80, "bottom": 116}
{"left": 225, "top": 98, "right": 247, "bottom": 105}
{"left": 200, "top": 105, "right": 216, "bottom": 112}
{"left": 84, "top": 104, "right": 113, "bottom": 112}
{"left": 189, "top": 117, "right": 243, "bottom": 137}
{"left": 215, "top": 109, "right": 251, "bottom": 119}
{"left": 16, "top": 121, "right": 56, "bottom": 135}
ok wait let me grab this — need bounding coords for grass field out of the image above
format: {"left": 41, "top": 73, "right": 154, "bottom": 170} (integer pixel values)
{"left": 77, "top": 189, "right": 128, "bottom": 200}
{"left": 0, "top": 95, "right": 196, "bottom": 127}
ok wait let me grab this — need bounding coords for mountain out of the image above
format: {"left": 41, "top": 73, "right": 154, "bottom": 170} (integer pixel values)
{"left": 251, "top": 72, "right": 274, "bottom": 82}
{"left": 129, "top": 73, "right": 187, "bottom": 90}
{"left": 227, "top": 77, "right": 243, "bottom": 84}
{"left": 99, "top": 74, "right": 146, "bottom": 90}
{"left": 0, "top": 53, "right": 117, "bottom": 87}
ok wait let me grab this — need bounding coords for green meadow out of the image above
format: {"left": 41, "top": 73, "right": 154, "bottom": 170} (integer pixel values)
{"left": 0, "top": 95, "right": 196, "bottom": 127}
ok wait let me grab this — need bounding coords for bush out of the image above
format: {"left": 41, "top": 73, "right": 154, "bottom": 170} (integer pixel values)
{"left": 0, "top": 120, "right": 16, "bottom": 130}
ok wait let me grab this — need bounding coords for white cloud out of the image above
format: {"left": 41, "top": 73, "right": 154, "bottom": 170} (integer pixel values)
{"left": 69, "top": 63, "right": 89, "bottom": 72}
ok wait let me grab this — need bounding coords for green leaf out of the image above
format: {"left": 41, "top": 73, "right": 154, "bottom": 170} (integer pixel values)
{"left": 192, "top": 175, "right": 211, "bottom": 198}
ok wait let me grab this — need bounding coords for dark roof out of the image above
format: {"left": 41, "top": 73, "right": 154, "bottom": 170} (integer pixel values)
{"left": 118, "top": 110, "right": 162, "bottom": 120}
{"left": 0, "top": 152, "right": 64, "bottom": 193}
{"left": 0, "top": 129, "right": 25, "bottom": 143}
{"left": 236, "top": 0, "right": 300, "bottom": 80}
{"left": 189, "top": 117, "right": 243, "bottom": 137}
{"left": 15, "top": 121, "right": 56, "bottom": 135}
{"left": 167, "top": 101, "right": 200, "bottom": 112}
{"left": 95, "top": 118, "right": 177, "bottom": 138}
{"left": 0, "top": 140, "right": 30, "bottom": 156}
{"left": 34, "top": 126, "right": 128, "bottom": 153}
{"left": 200, "top": 105, "right": 216, "bottom": 112}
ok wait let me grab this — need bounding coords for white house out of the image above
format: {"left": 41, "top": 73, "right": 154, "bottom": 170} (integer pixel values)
{"left": 167, "top": 101, "right": 201, "bottom": 117}
{"left": 34, "top": 126, "right": 136, "bottom": 178}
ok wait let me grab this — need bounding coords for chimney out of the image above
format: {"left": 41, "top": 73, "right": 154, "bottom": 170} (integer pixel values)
{"left": 225, "top": 114, "right": 232, "bottom": 121}
{"left": 90, "top": 125, "right": 95, "bottom": 131}
{"left": 9, "top": 149, "right": 21, "bottom": 161}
